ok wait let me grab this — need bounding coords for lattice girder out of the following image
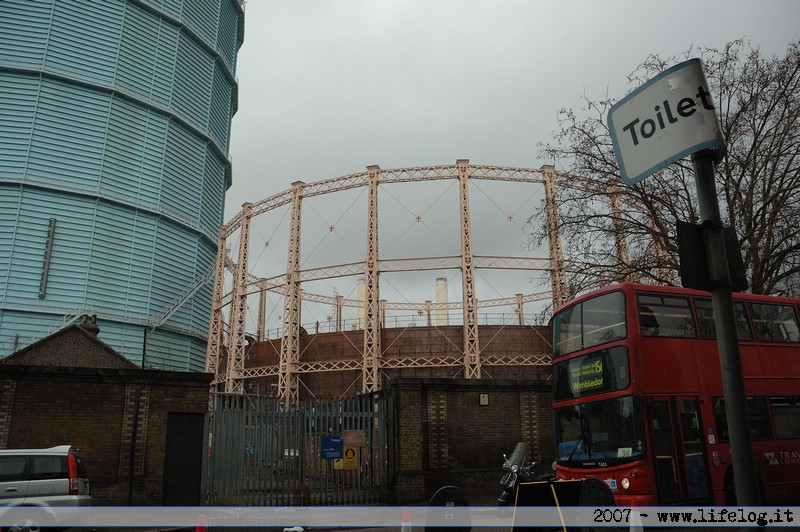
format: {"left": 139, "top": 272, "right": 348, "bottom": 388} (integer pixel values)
{"left": 208, "top": 161, "right": 576, "bottom": 396}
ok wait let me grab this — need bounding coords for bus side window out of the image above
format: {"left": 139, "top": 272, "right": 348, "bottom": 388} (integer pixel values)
{"left": 695, "top": 299, "right": 715, "bottom": 339}
{"left": 734, "top": 302, "right": 754, "bottom": 341}
{"left": 639, "top": 305, "right": 660, "bottom": 336}
{"left": 771, "top": 397, "right": 800, "bottom": 439}
{"left": 713, "top": 396, "right": 774, "bottom": 441}
{"left": 750, "top": 303, "right": 800, "bottom": 342}
{"left": 637, "top": 294, "right": 695, "bottom": 338}
{"left": 695, "top": 299, "right": 753, "bottom": 341}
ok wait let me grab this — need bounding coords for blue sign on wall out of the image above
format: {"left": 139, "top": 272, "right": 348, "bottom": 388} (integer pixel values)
{"left": 321, "top": 436, "right": 344, "bottom": 459}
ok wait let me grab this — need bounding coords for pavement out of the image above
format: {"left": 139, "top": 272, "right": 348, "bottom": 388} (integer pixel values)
{"left": 60, "top": 493, "right": 510, "bottom": 532}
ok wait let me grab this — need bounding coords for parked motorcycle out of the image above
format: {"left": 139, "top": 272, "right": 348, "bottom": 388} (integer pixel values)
{"left": 497, "top": 442, "right": 554, "bottom": 506}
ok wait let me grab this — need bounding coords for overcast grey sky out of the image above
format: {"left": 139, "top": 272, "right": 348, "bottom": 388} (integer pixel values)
{"left": 224, "top": 0, "right": 800, "bottom": 331}
{"left": 226, "top": 0, "right": 800, "bottom": 217}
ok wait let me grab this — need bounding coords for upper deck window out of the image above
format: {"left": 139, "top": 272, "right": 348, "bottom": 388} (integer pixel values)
{"left": 749, "top": 303, "right": 800, "bottom": 342}
{"left": 637, "top": 294, "right": 697, "bottom": 338}
{"left": 695, "top": 298, "right": 753, "bottom": 340}
{"left": 553, "top": 291, "right": 626, "bottom": 357}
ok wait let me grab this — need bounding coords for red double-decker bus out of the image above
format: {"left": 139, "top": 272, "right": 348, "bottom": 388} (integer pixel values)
{"left": 551, "top": 282, "right": 800, "bottom": 506}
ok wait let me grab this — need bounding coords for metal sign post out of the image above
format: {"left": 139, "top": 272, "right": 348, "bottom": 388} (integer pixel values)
{"left": 692, "top": 149, "right": 759, "bottom": 505}
{"left": 609, "top": 59, "right": 760, "bottom": 504}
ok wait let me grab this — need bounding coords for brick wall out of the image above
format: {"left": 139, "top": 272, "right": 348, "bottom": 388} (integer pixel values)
{"left": 389, "top": 378, "right": 554, "bottom": 504}
{"left": 0, "top": 365, "right": 211, "bottom": 505}
{"left": 246, "top": 325, "right": 552, "bottom": 398}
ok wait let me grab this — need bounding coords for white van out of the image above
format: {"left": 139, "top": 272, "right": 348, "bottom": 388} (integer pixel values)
{"left": 0, "top": 445, "right": 91, "bottom": 528}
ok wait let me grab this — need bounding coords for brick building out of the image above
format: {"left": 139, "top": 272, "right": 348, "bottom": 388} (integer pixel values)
{"left": 0, "top": 318, "right": 211, "bottom": 505}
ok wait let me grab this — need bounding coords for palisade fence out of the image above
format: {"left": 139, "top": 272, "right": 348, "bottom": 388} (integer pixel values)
{"left": 207, "top": 392, "right": 394, "bottom": 505}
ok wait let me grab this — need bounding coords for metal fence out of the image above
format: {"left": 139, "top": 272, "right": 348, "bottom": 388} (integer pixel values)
{"left": 207, "top": 392, "right": 394, "bottom": 506}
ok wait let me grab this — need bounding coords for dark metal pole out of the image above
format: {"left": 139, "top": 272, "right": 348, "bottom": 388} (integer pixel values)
{"left": 691, "top": 148, "right": 760, "bottom": 505}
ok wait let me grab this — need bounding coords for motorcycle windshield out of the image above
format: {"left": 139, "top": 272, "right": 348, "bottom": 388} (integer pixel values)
{"left": 503, "top": 442, "right": 530, "bottom": 470}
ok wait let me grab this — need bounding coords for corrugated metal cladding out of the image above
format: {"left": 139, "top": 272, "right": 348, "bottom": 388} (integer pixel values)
{"left": 0, "top": 0, "right": 244, "bottom": 371}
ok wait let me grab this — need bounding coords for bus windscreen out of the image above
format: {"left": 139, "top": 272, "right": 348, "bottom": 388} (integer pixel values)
{"left": 555, "top": 395, "right": 646, "bottom": 466}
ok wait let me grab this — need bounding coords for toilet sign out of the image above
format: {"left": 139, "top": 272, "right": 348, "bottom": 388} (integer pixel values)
{"left": 608, "top": 58, "right": 726, "bottom": 185}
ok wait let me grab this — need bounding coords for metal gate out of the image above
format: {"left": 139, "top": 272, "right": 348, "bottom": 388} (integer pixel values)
{"left": 206, "top": 392, "right": 394, "bottom": 505}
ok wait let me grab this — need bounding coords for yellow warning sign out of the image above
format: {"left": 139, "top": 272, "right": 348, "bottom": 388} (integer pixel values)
{"left": 343, "top": 446, "right": 358, "bottom": 470}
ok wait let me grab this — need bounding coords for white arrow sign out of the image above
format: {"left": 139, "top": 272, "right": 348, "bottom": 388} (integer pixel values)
{"left": 608, "top": 58, "right": 726, "bottom": 185}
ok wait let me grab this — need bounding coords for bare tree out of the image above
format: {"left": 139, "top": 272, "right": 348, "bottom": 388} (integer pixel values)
{"left": 532, "top": 40, "right": 800, "bottom": 299}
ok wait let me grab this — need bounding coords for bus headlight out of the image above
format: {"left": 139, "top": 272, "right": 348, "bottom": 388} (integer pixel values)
{"left": 620, "top": 477, "right": 630, "bottom": 490}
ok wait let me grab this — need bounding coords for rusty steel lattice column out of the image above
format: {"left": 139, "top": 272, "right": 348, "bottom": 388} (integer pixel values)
{"left": 335, "top": 294, "right": 343, "bottom": 332}
{"left": 608, "top": 180, "right": 630, "bottom": 279}
{"left": 649, "top": 215, "right": 678, "bottom": 285}
{"left": 226, "top": 203, "right": 253, "bottom": 394}
{"left": 256, "top": 279, "right": 268, "bottom": 342}
{"left": 457, "top": 160, "right": 481, "bottom": 379}
{"left": 542, "top": 165, "right": 568, "bottom": 309}
{"left": 278, "top": 181, "right": 305, "bottom": 404}
{"left": 205, "top": 225, "right": 228, "bottom": 390}
{"left": 362, "top": 165, "right": 382, "bottom": 393}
